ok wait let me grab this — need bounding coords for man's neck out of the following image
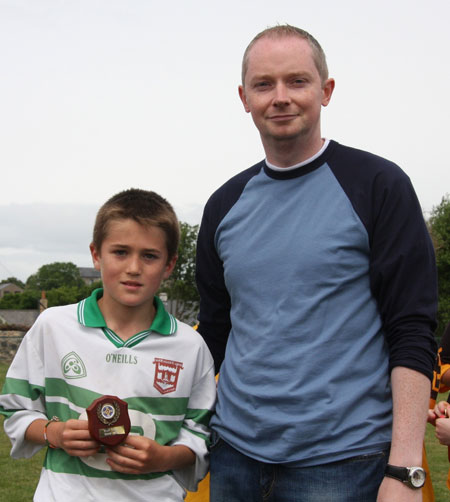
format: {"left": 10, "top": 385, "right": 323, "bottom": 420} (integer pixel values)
{"left": 263, "top": 135, "right": 325, "bottom": 168}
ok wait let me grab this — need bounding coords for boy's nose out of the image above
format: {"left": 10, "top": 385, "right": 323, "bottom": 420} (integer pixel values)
{"left": 126, "top": 256, "right": 141, "bottom": 274}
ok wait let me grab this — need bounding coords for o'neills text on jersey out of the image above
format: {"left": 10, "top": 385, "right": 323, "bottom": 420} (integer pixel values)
{"left": 106, "top": 353, "right": 138, "bottom": 364}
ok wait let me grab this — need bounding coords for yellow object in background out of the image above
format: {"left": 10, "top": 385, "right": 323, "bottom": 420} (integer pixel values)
{"left": 185, "top": 473, "right": 210, "bottom": 502}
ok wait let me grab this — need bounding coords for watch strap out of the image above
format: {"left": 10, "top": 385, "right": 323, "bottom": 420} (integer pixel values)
{"left": 385, "top": 464, "right": 409, "bottom": 481}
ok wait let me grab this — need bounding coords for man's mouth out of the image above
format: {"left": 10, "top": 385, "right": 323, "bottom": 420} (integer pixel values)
{"left": 269, "top": 114, "right": 297, "bottom": 122}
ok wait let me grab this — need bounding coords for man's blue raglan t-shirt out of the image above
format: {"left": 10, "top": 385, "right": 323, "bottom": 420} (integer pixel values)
{"left": 196, "top": 140, "right": 437, "bottom": 466}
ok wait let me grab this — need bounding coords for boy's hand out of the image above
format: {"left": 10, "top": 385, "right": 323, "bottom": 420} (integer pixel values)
{"left": 50, "top": 419, "right": 100, "bottom": 457}
{"left": 105, "top": 435, "right": 195, "bottom": 474}
{"left": 436, "top": 415, "right": 450, "bottom": 446}
{"left": 427, "top": 401, "right": 449, "bottom": 426}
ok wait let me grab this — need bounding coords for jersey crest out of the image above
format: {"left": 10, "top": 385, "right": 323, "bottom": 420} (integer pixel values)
{"left": 153, "top": 358, "right": 184, "bottom": 394}
{"left": 61, "top": 351, "right": 87, "bottom": 379}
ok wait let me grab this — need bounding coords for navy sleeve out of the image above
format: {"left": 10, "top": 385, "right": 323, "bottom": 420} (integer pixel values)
{"left": 196, "top": 163, "right": 263, "bottom": 372}
{"left": 328, "top": 142, "right": 438, "bottom": 380}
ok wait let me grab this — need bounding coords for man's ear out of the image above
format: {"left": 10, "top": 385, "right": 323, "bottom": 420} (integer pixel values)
{"left": 322, "top": 78, "right": 335, "bottom": 107}
{"left": 90, "top": 243, "right": 101, "bottom": 271}
{"left": 163, "top": 255, "right": 177, "bottom": 280}
{"left": 238, "top": 85, "right": 251, "bottom": 113}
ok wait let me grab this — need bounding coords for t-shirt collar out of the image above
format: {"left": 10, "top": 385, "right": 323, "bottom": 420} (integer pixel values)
{"left": 77, "top": 288, "right": 177, "bottom": 336}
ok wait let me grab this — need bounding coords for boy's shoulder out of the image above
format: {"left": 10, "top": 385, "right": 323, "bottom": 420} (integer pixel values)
{"left": 28, "top": 302, "right": 79, "bottom": 334}
{"left": 173, "top": 319, "right": 205, "bottom": 343}
{"left": 172, "top": 319, "right": 214, "bottom": 361}
{"left": 38, "top": 302, "right": 78, "bottom": 321}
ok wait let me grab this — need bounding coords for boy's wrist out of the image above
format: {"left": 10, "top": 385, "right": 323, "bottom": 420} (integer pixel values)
{"left": 44, "top": 416, "right": 61, "bottom": 448}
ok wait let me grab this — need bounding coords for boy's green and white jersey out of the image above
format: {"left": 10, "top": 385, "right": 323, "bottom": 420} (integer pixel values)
{"left": 0, "top": 289, "right": 216, "bottom": 502}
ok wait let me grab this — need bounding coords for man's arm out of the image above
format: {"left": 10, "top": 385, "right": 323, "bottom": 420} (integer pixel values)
{"left": 195, "top": 196, "right": 232, "bottom": 372}
{"left": 377, "top": 366, "right": 430, "bottom": 502}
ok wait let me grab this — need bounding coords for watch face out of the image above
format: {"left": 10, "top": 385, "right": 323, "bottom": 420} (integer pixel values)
{"left": 409, "top": 468, "right": 426, "bottom": 488}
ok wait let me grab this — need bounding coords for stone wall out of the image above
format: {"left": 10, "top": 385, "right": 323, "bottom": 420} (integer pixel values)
{"left": 0, "top": 331, "right": 25, "bottom": 364}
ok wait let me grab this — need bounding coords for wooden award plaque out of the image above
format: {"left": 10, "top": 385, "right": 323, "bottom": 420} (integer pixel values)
{"left": 86, "top": 395, "right": 131, "bottom": 446}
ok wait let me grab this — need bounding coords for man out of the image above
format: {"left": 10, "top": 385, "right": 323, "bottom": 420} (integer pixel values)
{"left": 196, "top": 25, "right": 437, "bottom": 501}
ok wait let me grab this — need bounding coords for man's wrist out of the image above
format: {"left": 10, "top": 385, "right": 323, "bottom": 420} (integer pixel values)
{"left": 384, "top": 464, "right": 426, "bottom": 489}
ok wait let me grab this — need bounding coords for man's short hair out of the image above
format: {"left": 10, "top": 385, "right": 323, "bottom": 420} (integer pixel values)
{"left": 241, "top": 24, "right": 329, "bottom": 85}
{"left": 92, "top": 188, "right": 180, "bottom": 261}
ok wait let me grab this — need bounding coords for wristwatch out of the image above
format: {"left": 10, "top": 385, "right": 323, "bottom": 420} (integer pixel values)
{"left": 385, "top": 464, "right": 426, "bottom": 489}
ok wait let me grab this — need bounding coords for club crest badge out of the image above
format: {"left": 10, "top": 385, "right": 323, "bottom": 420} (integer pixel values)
{"left": 153, "top": 358, "right": 184, "bottom": 394}
{"left": 61, "top": 351, "right": 87, "bottom": 379}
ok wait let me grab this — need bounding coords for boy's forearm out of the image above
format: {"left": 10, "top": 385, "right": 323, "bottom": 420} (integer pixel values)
{"left": 25, "top": 418, "right": 62, "bottom": 446}
{"left": 158, "top": 444, "right": 196, "bottom": 471}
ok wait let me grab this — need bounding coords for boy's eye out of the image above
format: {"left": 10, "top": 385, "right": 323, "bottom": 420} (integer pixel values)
{"left": 143, "top": 253, "right": 158, "bottom": 260}
{"left": 113, "top": 249, "right": 126, "bottom": 256}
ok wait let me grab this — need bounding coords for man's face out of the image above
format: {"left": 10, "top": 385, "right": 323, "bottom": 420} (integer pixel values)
{"left": 239, "top": 36, "right": 334, "bottom": 154}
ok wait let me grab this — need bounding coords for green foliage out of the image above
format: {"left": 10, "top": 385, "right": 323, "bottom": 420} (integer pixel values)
{"left": 429, "top": 195, "right": 450, "bottom": 337}
{"left": 26, "top": 262, "right": 84, "bottom": 291}
{"left": 46, "top": 281, "right": 102, "bottom": 307}
{"left": 0, "top": 277, "right": 25, "bottom": 289}
{"left": 159, "top": 222, "right": 199, "bottom": 322}
{"left": 0, "top": 289, "right": 40, "bottom": 309}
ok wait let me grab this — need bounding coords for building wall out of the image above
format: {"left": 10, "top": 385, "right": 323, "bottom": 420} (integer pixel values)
{"left": 0, "top": 331, "right": 25, "bottom": 364}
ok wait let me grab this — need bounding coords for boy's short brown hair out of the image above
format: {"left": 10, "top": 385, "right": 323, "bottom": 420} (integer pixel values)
{"left": 92, "top": 188, "right": 180, "bottom": 261}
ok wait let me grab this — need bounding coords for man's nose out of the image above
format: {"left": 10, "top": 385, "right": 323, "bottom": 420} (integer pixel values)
{"left": 273, "top": 83, "right": 290, "bottom": 105}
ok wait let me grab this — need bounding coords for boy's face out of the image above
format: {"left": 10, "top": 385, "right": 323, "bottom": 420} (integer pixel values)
{"left": 90, "top": 218, "right": 176, "bottom": 311}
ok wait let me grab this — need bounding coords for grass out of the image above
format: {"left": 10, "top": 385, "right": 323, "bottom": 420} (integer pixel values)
{"left": 0, "top": 362, "right": 45, "bottom": 501}
{"left": 0, "top": 362, "right": 449, "bottom": 501}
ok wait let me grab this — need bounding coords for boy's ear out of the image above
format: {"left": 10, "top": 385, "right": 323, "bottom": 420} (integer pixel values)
{"left": 90, "top": 243, "right": 101, "bottom": 271}
{"left": 163, "top": 255, "right": 177, "bottom": 280}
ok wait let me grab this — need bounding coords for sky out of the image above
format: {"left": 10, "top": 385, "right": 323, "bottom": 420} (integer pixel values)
{"left": 1, "top": 0, "right": 449, "bottom": 282}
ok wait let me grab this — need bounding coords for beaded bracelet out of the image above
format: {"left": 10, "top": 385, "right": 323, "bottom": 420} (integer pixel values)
{"left": 43, "top": 416, "right": 60, "bottom": 448}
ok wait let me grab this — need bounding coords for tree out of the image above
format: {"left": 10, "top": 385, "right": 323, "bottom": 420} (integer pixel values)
{"left": 428, "top": 195, "right": 450, "bottom": 338}
{"left": 0, "top": 277, "right": 25, "bottom": 289}
{"left": 159, "top": 222, "right": 199, "bottom": 322}
{"left": 26, "top": 262, "right": 84, "bottom": 291}
{"left": 0, "top": 289, "right": 40, "bottom": 309}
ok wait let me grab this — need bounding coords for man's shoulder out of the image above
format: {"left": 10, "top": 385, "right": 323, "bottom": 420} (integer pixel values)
{"left": 207, "top": 160, "right": 264, "bottom": 203}
{"left": 329, "top": 141, "right": 408, "bottom": 181}
{"left": 201, "top": 160, "right": 264, "bottom": 225}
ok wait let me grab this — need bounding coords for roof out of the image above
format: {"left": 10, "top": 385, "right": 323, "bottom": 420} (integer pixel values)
{"left": 0, "top": 283, "right": 23, "bottom": 291}
{"left": 78, "top": 267, "right": 101, "bottom": 279}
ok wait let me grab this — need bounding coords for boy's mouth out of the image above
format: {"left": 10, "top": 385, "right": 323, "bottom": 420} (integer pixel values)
{"left": 122, "top": 281, "right": 143, "bottom": 288}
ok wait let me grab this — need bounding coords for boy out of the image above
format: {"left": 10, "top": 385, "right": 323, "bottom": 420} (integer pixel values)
{"left": 0, "top": 188, "right": 216, "bottom": 502}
